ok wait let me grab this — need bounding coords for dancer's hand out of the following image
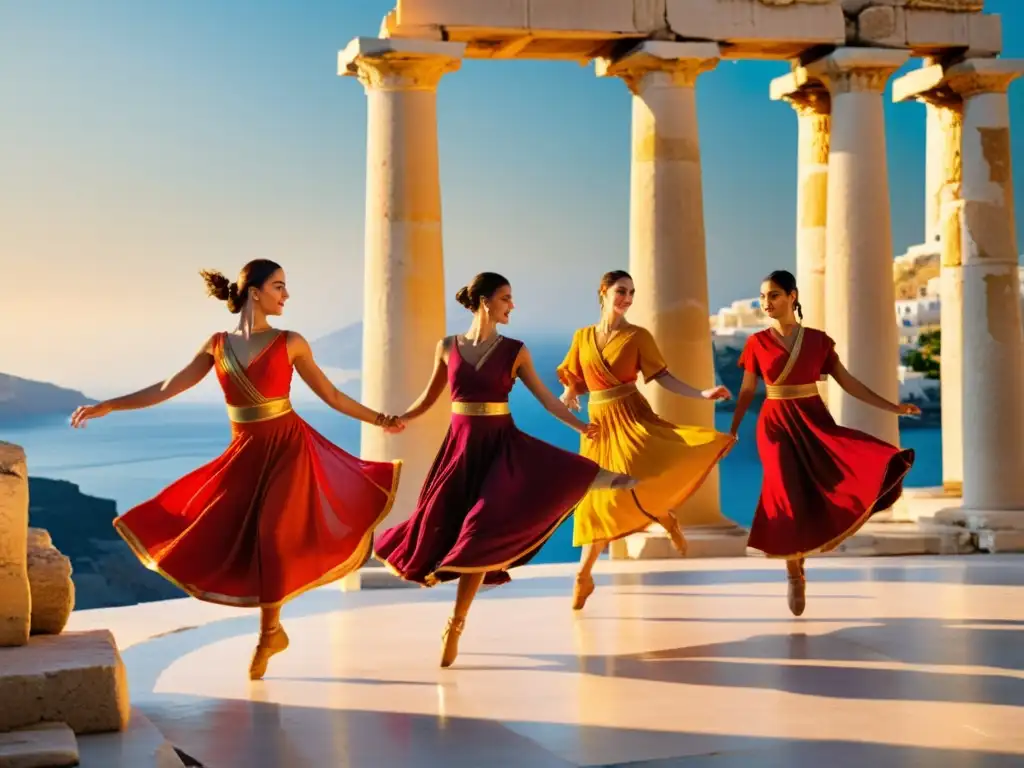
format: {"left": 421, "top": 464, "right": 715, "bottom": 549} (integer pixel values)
{"left": 702, "top": 385, "right": 732, "bottom": 401}
{"left": 896, "top": 402, "right": 921, "bottom": 417}
{"left": 380, "top": 414, "right": 406, "bottom": 433}
{"left": 560, "top": 390, "right": 580, "bottom": 412}
{"left": 70, "top": 402, "right": 112, "bottom": 428}
{"left": 581, "top": 422, "right": 601, "bottom": 440}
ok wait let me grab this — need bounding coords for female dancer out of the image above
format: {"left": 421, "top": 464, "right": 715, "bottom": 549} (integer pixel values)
{"left": 374, "top": 272, "right": 637, "bottom": 668}
{"left": 70, "top": 259, "right": 404, "bottom": 679}
{"left": 729, "top": 270, "right": 919, "bottom": 615}
{"left": 557, "top": 270, "right": 737, "bottom": 610}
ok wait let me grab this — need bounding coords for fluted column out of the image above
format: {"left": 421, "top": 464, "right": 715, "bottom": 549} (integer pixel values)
{"left": 894, "top": 66, "right": 966, "bottom": 496}
{"left": 340, "top": 38, "right": 465, "bottom": 530}
{"left": 598, "top": 42, "right": 737, "bottom": 530}
{"left": 806, "top": 49, "right": 909, "bottom": 447}
{"left": 945, "top": 60, "right": 1024, "bottom": 516}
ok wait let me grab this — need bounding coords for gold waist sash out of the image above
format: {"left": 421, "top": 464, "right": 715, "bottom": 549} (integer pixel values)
{"left": 589, "top": 382, "right": 638, "bottom": 405}
{"left": 226, "top": 397, "right": 293, "bottom": 423}
{"left": 765, "top": 383, "right": 820, "bottom": 400}
{"left": 452, "top": 401, "right": 510, "bottom": 417}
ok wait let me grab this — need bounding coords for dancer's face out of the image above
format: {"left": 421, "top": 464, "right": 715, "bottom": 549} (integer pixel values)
{"left": 250, "top": 268, "right": 289, "bottom": 316}
{"left": 481, "top": 284, "right": 513, "bottom": 324}
{"left": 602, "top": 277, "right": 635, "bottom": 316}
{"left": 759, "top": 280, "right": 795, "bottom": 321}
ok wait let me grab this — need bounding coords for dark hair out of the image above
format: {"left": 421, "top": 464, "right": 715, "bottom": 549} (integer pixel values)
{"left": 455, "top": 272, "right": 510, "bottom": 312}
{"left": 200, "top": 259, "right": 283, "bottom": 314}
{"left": 598, "top": 270, "right": 632, "bottom": 305}
{"left": 763, "top": 269, "right": 803, "bottom": 321}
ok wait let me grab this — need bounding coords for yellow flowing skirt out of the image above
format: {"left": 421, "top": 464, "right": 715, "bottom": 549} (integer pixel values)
{"left": 573, "top": 389, "right": 735, "bottom": 546}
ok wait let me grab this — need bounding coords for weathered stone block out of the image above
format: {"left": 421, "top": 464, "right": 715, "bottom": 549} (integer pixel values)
{"left": 906, "top": 0, "right": 983, "bottom": 11}
{"left": 529, "top": 0, "right": 637, "bottom": 33}
{"left": 397, "top": 0, "right": 529, "bottom": 29}
{"left": 966, "top": 13, "right": 1002, "bottom": 57}
{"left": 25, "top": 528, "right": 51, "bottom": 550}
{"left": 634, "top": 0, "right": 669, "bottom": 34}
{"left": 616, "top": 526, "right": 749, "bottom": 559}
{"left": 27, "top": 542, "right": 74, "bottom": 635}
{"left": 0, "top": 722, "right": 78, "bottom": 768}
{"left": 858, "top": 5, "right": 906, "bottom": 47}
{"left": 77, "top": 709, "right": 185, "bottom": 768}
{"left": 0, "top": 442, "right": 30, "bottom": 648}
{"left": 905, "top": 8, "right": 971, "bottom": 49}
{"left": 667, "top": 0, "right": 846, "bottom": 49}
{"left": 0, "top": 630, "right": 131, "bottom": 735}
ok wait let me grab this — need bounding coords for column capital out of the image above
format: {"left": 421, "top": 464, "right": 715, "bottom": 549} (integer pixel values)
{"left": 770, "top": 72, "right": 831, "bottom": 117}
{"left": 339, "top": 37, "right": 465, "bottom": 92}
{"left": 892, "top": 64, "right": 963, "bottom": 110}
{"left": 596, "top": 41, "right": 720, "bottom": 96}
{"left": 804, "top": 48, "right": 909, "bottom": 96}
{"left": 946, "top": 59, "right": 1024, "bottom": 98}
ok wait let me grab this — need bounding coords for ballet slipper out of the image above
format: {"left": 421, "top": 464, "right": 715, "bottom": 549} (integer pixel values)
{"left": 249, "top": 626, "right": 289, "bottom": 680}
{"left": 787, "top": 560, "right": 806, "bottom": 617}
{"left": 440, "top": 617, "right": 466, "bottom": 668}
{"left": 662, "top": 516, "right": 689, "bottom": 557}
{"left": 572, "top": 573, "right": 595, "bottom": 611}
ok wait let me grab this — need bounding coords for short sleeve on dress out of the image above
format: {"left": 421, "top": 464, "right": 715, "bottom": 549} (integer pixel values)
{"left": 635, "top": 328, "right": 669, "bottom": 382}
{"left": 738, "top": 336, "right": 761, "bottom": 377}
{"left": 820, "top": 332, "right": 839, "bottom": 378}
{"left": 556, "top": 329, "right": 588, "bottom": 392}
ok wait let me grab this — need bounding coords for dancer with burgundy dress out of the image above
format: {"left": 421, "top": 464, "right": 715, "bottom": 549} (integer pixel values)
{"left": 70, "top": 260, "right": 404, "bottom": 679}
{"left": 729, "top": 270, "right": 918, "bottom": 615}
{"left": 374, "top": 272, "right": 637, "bottom": 667}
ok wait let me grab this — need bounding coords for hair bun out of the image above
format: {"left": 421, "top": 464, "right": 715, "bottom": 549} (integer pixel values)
{"left": 200, "top": 269, "right": 232, "bottom": 302}
{"left": 454, "top": 286, "right": 473, "bottom": 309}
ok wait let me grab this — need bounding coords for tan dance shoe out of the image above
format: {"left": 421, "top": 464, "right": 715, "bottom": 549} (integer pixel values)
{"left": 249, "top": 626, "right": 290, "bottom": 680}
{"left": 787, "top": 560, "right": 806, "bottom": 617}
{"left": 663, "top": 516, "right": 689, "bottom": 558}
{"left": 572, "top": 573, "right": 595, "bottom": 611}
{"left": 440, "top": 617, "right": 466, "bottom": 668}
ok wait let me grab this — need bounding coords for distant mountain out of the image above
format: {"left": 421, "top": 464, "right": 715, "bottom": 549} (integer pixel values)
{"left": 0, "top": 372, "right": 96, "bottom": 424}
{"left": 311, "top": 323, "right": 362, "bottom": 369}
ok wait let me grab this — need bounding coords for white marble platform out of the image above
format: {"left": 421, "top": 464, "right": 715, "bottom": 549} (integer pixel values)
{"left": 65, "top": 555, "right": 1024, "bottom": 766}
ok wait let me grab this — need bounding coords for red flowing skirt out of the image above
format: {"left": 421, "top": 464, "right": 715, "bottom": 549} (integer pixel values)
{"left": 114, "top": 412, "right": 400, "bottom": 607}
{"left": 749, "top": 396, "right": 914, "bottom": 559}
{"left": 374, "top": 413, "right": 599, "bottom": 586}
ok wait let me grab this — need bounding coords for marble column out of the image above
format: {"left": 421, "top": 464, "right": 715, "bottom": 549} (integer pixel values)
{"left": 894, "top": 65, "right": 965, "bottom": 497}
{"left": 340, "top": 38, "right": 465, "bottom": 533}
{"left": 771, "top": 75, "right": 832, "bottom": 403}
{"left": 806, "top": 49, "right": 909, "bottom": 447}
{"left": 598, "top": 41, "right": 743, "bottom": 540}
{"left": 945, "top": 60, "right": 1024, "bottom": 520}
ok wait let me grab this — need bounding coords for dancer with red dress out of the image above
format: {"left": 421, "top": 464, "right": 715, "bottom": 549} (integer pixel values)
{"left": 374, "top": 272, "right": 637, "bottom": 668}
{"left": 728, "top": 270, "right": 919, "bottom": 615}
{"left": 70, "top": 260, "right": 404, "bottom": 679}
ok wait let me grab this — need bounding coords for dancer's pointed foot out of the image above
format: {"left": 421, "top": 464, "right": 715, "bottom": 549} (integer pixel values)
{"left": 572, "top": 573, "right": 595, "bottom": 611}
{"left": 249, "top": 625, "right": 289, "bottom": 680}
{"left": 610, "top": 473, "right": 637, "bottom": 490}
{"left": 662, "top": 516, "right": 688, "bottom": 557}
{"left": 440, "top": 616, "right": 466, "bottom": 668}
{"left": 787, "top": 560, "right": 806, "bottom": 617}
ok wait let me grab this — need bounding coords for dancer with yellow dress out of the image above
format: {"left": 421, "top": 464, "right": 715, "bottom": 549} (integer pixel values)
{"left": 557, "top": 270, "right": 737, "bottom": 610}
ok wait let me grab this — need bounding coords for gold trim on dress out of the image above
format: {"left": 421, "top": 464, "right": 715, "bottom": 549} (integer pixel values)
{"left": 217, "top": 333, "right": 271, "bottom": 406}
{"left": 227, "top": 398, "right": 294, "bottom": 423}
{"left": 771, "top": 324, "right": 806, "bottom": 387}
{"left": 765, "top": 383, "right": 820, "bottom": 400}
{"left": 451, "top": 401, "right": 511, "bottom": 416}
{"left": 589, "top": 382, "right": 638, "bottom": 405}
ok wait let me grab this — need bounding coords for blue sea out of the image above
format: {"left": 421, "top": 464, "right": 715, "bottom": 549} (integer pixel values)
{"left": 4, "top": 388, "right": 942, "bottom": 565}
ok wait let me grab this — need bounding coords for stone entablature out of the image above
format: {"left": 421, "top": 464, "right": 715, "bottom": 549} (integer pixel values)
{"left": 383, "top": 1, "right": 999, "bottom": 62}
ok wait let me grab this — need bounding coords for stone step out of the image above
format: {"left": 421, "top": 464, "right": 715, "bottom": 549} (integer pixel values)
{"left": 615, "top": 526, "right": 751, "bottom": 560}
{"left": 77, "top": 709, "right": 186, "bottom": 768}
{"left": 0, "top": 629, "right": 130, "bottom": 735}
{"left": 0, "top": 722, "right": 78, "bottom": 768}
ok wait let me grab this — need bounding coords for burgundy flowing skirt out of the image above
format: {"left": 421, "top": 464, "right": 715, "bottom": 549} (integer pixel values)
{"left": 374, "top": 413, "right": 600, "bottom": 586}
{"left": 749, "top": 396, "right": 914, "bottom": 559}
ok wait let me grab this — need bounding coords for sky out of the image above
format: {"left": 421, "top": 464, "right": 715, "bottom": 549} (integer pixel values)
{"left": 2, "top": 0, "right": 1023, "bottom": 395}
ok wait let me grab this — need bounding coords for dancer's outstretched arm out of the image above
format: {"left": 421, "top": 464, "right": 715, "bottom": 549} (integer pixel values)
{"left": 653, "top": 371, "right": 732, "bottom": 401}
{"left": 831, "top": 362, "right": 920, "bottom": 416}
{"left": 515, "top": 346, "right": 599, "bottom": 438}
{"left": 290, "top": 333, "right": 402, "bottom": 430}
{"left": 728, "top": 369, "right": 759, "bottom": 438}
{"left": 70, "top": 335, "right": 217, "bottom": 427}
{"left": 400, "top": 339, "right": 450, "bottom": 422}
